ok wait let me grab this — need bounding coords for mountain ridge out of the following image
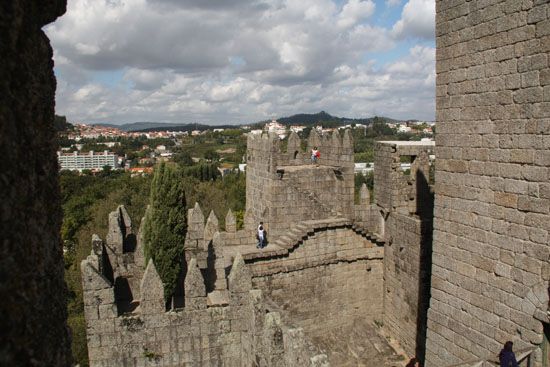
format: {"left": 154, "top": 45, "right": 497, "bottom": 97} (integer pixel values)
{"left": 91, "top": 112, "right": 405, "bottom": 132}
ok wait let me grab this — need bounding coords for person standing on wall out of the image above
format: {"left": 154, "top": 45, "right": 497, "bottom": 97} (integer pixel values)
{"left": 311, "top": 147, "right": 320, "bottom": 164}
{"left": 499, "top": 341, "right": 519, "bottom": 367}
{"left": 256, "top": 222, "right": 267, "bottom": 249}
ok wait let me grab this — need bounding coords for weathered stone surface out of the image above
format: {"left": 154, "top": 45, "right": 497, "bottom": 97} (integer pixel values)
{"left": 212, "top": 231, "right": 228, "bottom": 291}
{"left": 134, "top": 216, "right": 146, "bottom": 269}
{"left": 140, "top": 260, "right": 165, "bottom": 314}
{"left": 184, "top": 203, "right": 205, "bottom": 260}
{"left": 287, "top": 131, "right": 301, "bottom": 159}
{"left": 225, "top": 209, "right": 236, "bottom": 233}
{"left": 106, "top": 209, "right": 124, "bottom": 253}
{"left": 245, "top": 129, "right": 355, "bottom": 238}
{"left": 425, "top": 1, "right": 550, "bottom": 366}
{"left": 82, "top": 129, "right": 425, "bottom": 367}
{"left": 228, "top": 253, "right": 252, "bottom": 293}
{"left": 370, "top": 141, "right": 435, "bottom": 360}
{"left": 184, "top": 258, "right": 206, "bottom": 298}
{"left": 204, "top": 210, "right": 219, "bottom": 242}
{"left": 0, "top": 1, "right": 71, "bottom": 366}
{"left": 83, "top": 217, "right": 323, "bottom": 367}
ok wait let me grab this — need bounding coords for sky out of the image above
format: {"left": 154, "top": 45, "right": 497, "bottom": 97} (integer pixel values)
{"left": 45, "top": 0, "right": 435, "bottom": 125}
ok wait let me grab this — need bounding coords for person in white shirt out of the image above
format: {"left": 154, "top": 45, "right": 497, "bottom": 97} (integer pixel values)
{"left": 311, "top": 147, "right": 320, "bottom": 163}
{"left": 256, "top": 222, "right": 267, "bottom": 249}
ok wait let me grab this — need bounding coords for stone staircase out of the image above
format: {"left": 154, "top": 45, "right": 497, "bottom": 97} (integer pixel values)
{"left": 271, "top": 218, "right": 348, "bottom": 250}
{"left": 351, "top": 223, "right": 385, "bottom": 246}
{"left": 271, "top": 219, "right": 385, "bottom": 252}
{"left": 225, "top": 219, "right": 385, "bottom": 265}
{"left": 283, "top": 172, "right": 343, "bottom": 218}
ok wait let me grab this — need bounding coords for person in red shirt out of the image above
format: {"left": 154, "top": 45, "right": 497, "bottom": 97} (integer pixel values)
{"left": 311, "top": 147, "right": 320, "bottom": 164}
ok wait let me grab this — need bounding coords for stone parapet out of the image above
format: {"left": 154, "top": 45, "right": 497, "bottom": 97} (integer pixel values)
{"left": 82, "top": 206, "right": 325, "bottom": 366}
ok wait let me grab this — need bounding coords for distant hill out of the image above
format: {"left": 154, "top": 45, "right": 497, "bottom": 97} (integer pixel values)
{"left": 91, "top": 112, "right": 403, "bottom": 132}
{"left": 135, "top": 123, "right": 238, "bottom": 133}
{"left": 95, "top": 122, "right": 185, "bottom": 132}
{"left": 277, "top": 111, "right": 401, "bottom": 127}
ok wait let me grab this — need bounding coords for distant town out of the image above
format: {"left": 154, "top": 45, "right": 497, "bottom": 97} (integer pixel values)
{"left": 57, "top": 115, "right": 435, "bottom": 175}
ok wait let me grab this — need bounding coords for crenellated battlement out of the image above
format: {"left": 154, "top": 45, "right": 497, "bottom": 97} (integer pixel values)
{"left": 245, "top": 129, "right": 356, "bottom": 237}
{"left": 246, "top": 129, "right": 354, "bottom": 169}
{"left": 82, "top": 204, "right": 256, "bottom": 317}
{"left": 81, "top": 204, "right": 331, "bottom": 366}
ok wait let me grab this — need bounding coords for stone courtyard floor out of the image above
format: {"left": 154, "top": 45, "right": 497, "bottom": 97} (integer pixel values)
{"left": 307, "top": 318, "right": 408, "bottom": 367}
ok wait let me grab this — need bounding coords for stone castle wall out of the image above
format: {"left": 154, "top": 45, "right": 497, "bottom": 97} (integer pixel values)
{"left": 249, "top": 223, "right": 385, "bottom": 336}
{"left": 82, "top": 207, "right": 326, "bottom": 367}
{"left": 82, "top": 129, "right": 436, "bottom": 366}
{"left": 370, "top": 141, "right": 435, "bottom": 360}
{"left": 0, "top": 1, "right": 72, "bottom": 366}
{"left": 426, "top": 0, "right": 549, "bottom": 365}
{"left": 82, "top": 128, "right": 403, "bottom": 366}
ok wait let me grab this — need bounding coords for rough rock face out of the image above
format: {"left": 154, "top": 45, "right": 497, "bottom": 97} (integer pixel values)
{"left": 0, "top": 1, "right": 70, "bottom": 366}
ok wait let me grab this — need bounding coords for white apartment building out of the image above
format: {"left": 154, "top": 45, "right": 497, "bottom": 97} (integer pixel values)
{"left": 264, "top": 119, "right": 286, "bottom": 135}
{"left": 57, "top": 150, "right": 118, "bottom": 171}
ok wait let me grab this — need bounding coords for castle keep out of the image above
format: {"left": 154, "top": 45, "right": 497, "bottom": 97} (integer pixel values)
{"left": 245, "top": 130, "right": 355, "bottom": 237}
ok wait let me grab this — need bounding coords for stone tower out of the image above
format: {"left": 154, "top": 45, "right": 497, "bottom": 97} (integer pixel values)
{"left": 245, "top": 129, "right": 355, "bottom": 237}
{"left": 425, "top": 0, "right": 550, "bottom": 366}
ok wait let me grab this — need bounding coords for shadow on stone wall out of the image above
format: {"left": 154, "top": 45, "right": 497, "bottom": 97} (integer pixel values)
{"left": 172, "top": 260, "right": 188, "bottom": 309}
{"left": 205, "top": 241, "right": 218, "bottom": 293}
{"left": 415, "top": 169, "right": 434, "bottom": 364}
{"left": 0, "top": 1, "right": 71, "bottom": 365}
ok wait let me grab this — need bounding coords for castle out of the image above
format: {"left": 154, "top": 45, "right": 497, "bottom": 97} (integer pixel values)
{"left": 81, "top": 130, "right": 440, "bottom": 366}
{"left": 80, "top": 0, "right": 550, "bottom": 364}
{"left": 5, "top": 0, "right": 547, "bottom": 366}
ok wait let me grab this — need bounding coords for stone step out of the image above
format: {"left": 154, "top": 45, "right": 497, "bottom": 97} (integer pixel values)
{"left": 274, "top": 240, "right": 295, "bottom": 250}
{"left": 349, "top": 223, "right": 385, "bottom": 246}
{"left": 289, "top": 230, "right": 305, "bottom": 240}
{"left": 240, "top": 247, "right": 288, "bottom": 260}
{"left": 278, "top": 235, "right": 293, "bottom": 245}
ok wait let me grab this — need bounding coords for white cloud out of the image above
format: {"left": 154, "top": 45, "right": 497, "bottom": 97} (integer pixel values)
{"left": 337, "top": 0, "right": 375, "bottom": 28}
{"left": 124, "top": 68, "right": 170, "bottom": 91}
{"left": 46, "top": 0, "right": 436, "bottom": 124}
{"left": 391, "top": 0, "right": 435, "bottom": 40}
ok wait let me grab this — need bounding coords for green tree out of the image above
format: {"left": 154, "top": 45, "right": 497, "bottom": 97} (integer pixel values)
{"left": 142, "top": 163, "right": 187, "bottom": 300}
{"left": 173, "top": 151, "right": 194, "bottom": 166}
{"left": 204, "top": 149, "right": 220, "bottom": 162}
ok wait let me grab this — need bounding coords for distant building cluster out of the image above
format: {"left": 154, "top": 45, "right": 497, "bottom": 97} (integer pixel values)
{"left": 259, "top": 119, "right": 435, "bottom": 140}
{"left": 57, "top": 151, "right": 118, "bottom": 172}
{"left": 264, "top": 119, "right": 287, "bottom": 138}
{"left": 67, "top": 124, "right": 196, "bottom": 141}
{"left": 387, "top": 120, "right": 435, "bottom": 135}
{"left": 57, "top": 120, "right": 435, "bottom": 174}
